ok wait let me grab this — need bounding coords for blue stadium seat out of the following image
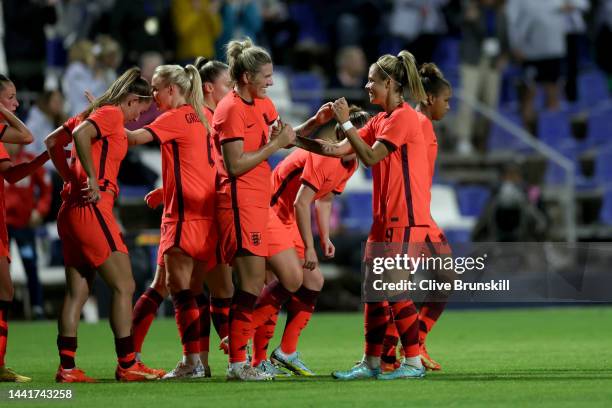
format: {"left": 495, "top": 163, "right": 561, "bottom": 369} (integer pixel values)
{"left": 593, "top": 148, "right": 612, "bottom": 186}
{"left": 443, "top": 67, "right": 460, "bottom": 98}
{"left": 538, "top": 110, "right": 572, "bottom": 145}
{"left": 455, "top": 185, "right": 491, "bottom": 217}
{"left": 288, "top": 3, "right": 326, "bottom": 43}
{"left": 499, "top": 65, "right": 522, "bottom": 105}
{"left": 578, "top": 70, "right": 610, "bottom": 106}
{"left": 545, "top": 160, "right": 580, "bottom": 186}
{"left": 433, "top": 38, "right": 459, "bottom": 70}
{"left": 487, "top": 110, "right": 523, "bottom": 152}
{"left": 599, "top": 188, "right": 612, "bottom": 225}
{"left": 587, "top": 110, "right": 612, "bottom": 146}
{"left": 289, "top": 72, "right": 324, "bottom": 116}
{"left": 341, "top": 191, "right": 372, "bottom": 232}
{"left": 442, "top": 228, "right": 472, "bottom": 244}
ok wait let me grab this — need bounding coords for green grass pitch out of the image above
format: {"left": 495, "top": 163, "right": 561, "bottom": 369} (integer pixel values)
{"left": 1, "top": 307, "right": 611, "bottom": 407}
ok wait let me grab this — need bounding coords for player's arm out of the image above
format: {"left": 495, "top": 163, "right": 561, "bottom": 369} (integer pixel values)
{"left": 315, "top": 192, "right": 335, "bottom": 258}
{"left": 294, "top": 102, "right": 334, "bottom": 138}
{"left": 1, "top": 150, "right": 50, "bottom": 184}
{"left": 45, "top": 126, "right": 73, "bottom": 182}
{"left": 222, "top": 122, "right": 295, "bottom": 177}
{"left": 0, "top": 105, "right": 33, "bottom": 144}
{"left": 29, "top": 165, "right": 52, "bottom": 226}
{"left": 332, "top": 98, "right": 390, "bottom": 166}
{"left": 296, "top": 137, "right": 354, "bottom": 158}
{"left": 294, "top": 183, "right": 318, "bottom": 270}
{"left": 72, "top": 121, "right": 100, "bottom": 202}
{"left": 125, "top": 128, "right": 155, "bottom": 146}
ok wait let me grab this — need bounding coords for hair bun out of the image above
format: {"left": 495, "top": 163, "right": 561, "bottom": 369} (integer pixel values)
{"left": 226, "top": 38, "right": 254, "bottom": 61}
{"left": 194, "top": 56, "right": 210, "bottom": 70}
{"left": 419, "top": 62, "right": 443, "bottom": 80}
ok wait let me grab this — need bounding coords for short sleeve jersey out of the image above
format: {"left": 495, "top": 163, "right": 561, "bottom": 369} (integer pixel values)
{"left": 417, "top": 111, "right": 438, "bottom": 225}
{"left": 358, "top": 102, "right": 430, "bottom": 228}
{"left": 213, "top": 91, "right": 278, "bottom": 208}
{"left": 271, "top": 149, "right": 358, "bottom": 224}
{"left": 144, "top": 104, "right": 216, "bottom": 221}
{"left": 63, "top": 106, "right": 127, "bottom": 200}
{"left": 416, "top": 111, "right": 437, "bottom": 186}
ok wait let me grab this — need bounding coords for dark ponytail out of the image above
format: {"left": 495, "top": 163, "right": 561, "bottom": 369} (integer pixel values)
{"left": 419, "top": 62, "right": 451, "bottom": 97}
{"left": 194, "top": 56, "right": 229, "bottom": 84}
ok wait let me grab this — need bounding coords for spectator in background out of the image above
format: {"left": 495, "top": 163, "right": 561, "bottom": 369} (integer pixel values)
{"left": 4, "top": 143, "right": 52, "bottom": 319}
{"left": 94, "top": 35, "right": 122, "bottom": 89}
{"left": 506, "top": 0, "right": 567, "bottom": 133}
{"left": 25, "top": 90, "right": 66, "bottom": 157}
{"left": 562, "top": 0, "right": 590, "bottom": 103}
{"left": 259, "top": 0, "right": 299, "bottom": 65}
{"left": 472, "top": 163, "right": 547, "bottom": 242}
{"left": 328, "top": 46, "right": 368, "bottom": 106}
{"left": 215, "top": 0, "right": 262, "bottom": 59}
{"left": 172, "top": 0, "right": 222, "bottom": 63}
{"left": 456, "top": 0, "right": 508, "bottom": 154}
{"left": 110, "top": 0, "right": 176, "bottom": 67}
{"left": 389, "top": 0, "right": 449, "bottom": 64}
{"left": 62, "top": 40, "right": 106, "bottom": 117}
{"left": 595, "top": 0, "right": 612, "bottom": 95}
{"left": 52, "top": 0, "right": 115, "bottom": 45}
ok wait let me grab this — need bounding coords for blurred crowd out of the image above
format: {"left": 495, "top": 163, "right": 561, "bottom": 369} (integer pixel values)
{"left": 0, "top": 1, "right": 610, "bottom": 152}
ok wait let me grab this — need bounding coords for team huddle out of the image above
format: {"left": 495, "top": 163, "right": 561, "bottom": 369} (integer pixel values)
{"left": 0, "top": 37, "right": 452, "bottom": 382}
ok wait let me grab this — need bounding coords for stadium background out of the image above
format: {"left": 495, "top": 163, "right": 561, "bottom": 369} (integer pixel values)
{"left": 1, "top": 1, "right": 611, "bottom": 318}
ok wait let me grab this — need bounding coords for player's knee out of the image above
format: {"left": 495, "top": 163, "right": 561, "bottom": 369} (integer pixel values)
{"left": 150, "top": 278, "right": 168, "bottom": 295}
{"left": 211, "top": 282, "right": 234, "bottom": 298}
{"left": 0, "top": 285, "right": 14, "bottom": 301}
{"left": 111, "top": 278, "right": 135, "bottom": 298}
{"left": 166, "top": 274, "right": 189, "bottom": 295}
{"left": 305, "top": 269, "right": 324, "bottom": 291}
{"left": 283, "top": 274, "right": 303, "bottom": 293}
{"left": 241, "top": 279, "right": 264, "bottom": 296}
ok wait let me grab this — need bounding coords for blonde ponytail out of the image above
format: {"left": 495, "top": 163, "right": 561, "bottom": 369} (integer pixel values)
{"left": 397, "top": 50, "right": 426, "bottom": 102}
{"left": 184, "top": 64, "right": 209, "bottom": 132}
{"left": 373, "top": 50, "right": 427, "bottom": 103}
{"left": 154, "top": 64, "right": 210, "bottom": 132}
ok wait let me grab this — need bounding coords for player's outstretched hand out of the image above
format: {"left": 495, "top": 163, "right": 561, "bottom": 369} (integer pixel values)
{"left": 145, "top": 187, "right": 163, "bottom": 209}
